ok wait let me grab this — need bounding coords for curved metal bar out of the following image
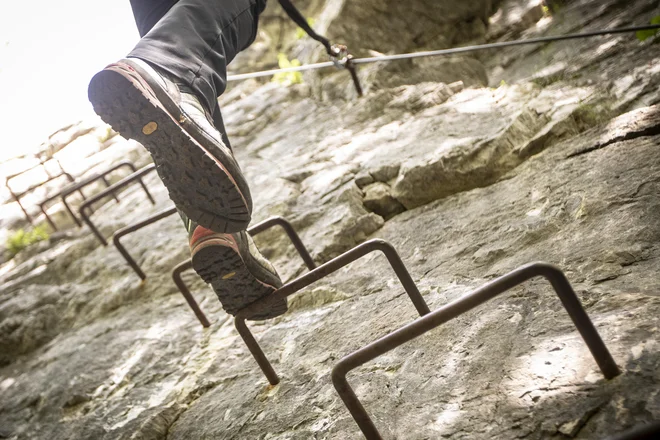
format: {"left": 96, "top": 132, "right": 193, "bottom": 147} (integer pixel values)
{"left": 237, "top": 239, "right": 429, "bottom": 319}
{"left": 172, "top": 259, "right": 211, "bottom": 328}
{"left": 331, "top": 262, "right": 621, "bottom": 440}
{"left": 113, "top": 207, "right": 178, "bottom": 280}
{"left": 40, "top": 174, "right": 80, "bottom": 230}
{"left": 234, "top": 239, "right": 430, "bottom": 386}
{"left": 8, "top": 183, "right": 34, "bottom": 224}
{"left": 248, "top": 216, "right": 316, "bottom": 271}
{"left": 8, "top": 171, "right": 75, "bottom": 225}
{"left": 235, "top": 317, "right": 280, "bottom": 384}
{"left": 40, "top": 206, "right": 58, "bottom": 232}
{"left": 79, "top": 164, "right": 156, "bottom": 246}
{"left": 100, "top": 175, "right": 120, "bottom": 203}
{"left": 39, "top": 161, "right": 140, "bottom": 231}
{"left": 50, "top": 162, "right": 137, "bottom": 227}
{"left": 61, "top": 195, "right": 82, "bottom": 227}
{"left": 171, "top": 216, "right": 315, "bottom": 328}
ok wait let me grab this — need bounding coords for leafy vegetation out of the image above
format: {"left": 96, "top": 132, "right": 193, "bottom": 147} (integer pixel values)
{"left": 272, "top": 53, "right": 303, "bottom": 85}
{"left": 636, "top": 16, "right": 660, "bottom": 42}
{"left": 6, "top": 226, "right": 49, "bottom": 257}
{"left": 97, "top": 126, "right": 114, "bottom": 144}
{"left": 542, "top": 0, "right": 564, "bottom": 15}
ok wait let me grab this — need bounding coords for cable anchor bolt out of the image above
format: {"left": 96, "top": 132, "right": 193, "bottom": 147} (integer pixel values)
{"left": 328, "top": 44, "right": 363, "bottom": 97}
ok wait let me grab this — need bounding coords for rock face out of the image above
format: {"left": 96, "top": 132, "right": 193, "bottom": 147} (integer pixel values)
{"left": 1, "top": 0, "right": 660, "bottom": 439}
{"left": 362, "top": 182, "right": 405, "bottom": 219}
{"left": 324, "top": 0, "right": 500, "bottom": 55}
{"left": 235, "top": 0, "right": 502, "bottom": 72}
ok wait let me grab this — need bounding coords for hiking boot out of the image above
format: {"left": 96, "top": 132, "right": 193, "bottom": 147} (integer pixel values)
{"left": 188, "top": 221, "right": 288, "bottom": 320}
{"left": 88, "top": 58, "right": 252, "bottom": 233}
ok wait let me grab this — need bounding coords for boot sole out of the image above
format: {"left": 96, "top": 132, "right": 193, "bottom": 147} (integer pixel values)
{"left": 88, "top": 68, "right": 250, "bottom": 233}
{"left": 191, "top": 242, "right": 288, "bottom": 320}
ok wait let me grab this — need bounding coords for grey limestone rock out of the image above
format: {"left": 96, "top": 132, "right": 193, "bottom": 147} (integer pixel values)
{"left": 362, "top": 182, "right": 406, "bottom": 219}
{"left": 1, "top": 0, "right": 660, "bottom": 439}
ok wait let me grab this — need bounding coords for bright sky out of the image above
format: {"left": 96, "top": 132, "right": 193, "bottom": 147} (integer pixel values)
{"left": 0, "top": 0, "right": 140, "bottom": 161}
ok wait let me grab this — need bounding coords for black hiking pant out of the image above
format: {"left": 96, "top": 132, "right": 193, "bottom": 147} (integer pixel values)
{"left": 128, "top": 0, "right": 267, "bottom": 148}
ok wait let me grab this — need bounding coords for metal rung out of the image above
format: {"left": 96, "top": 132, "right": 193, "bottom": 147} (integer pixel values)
{"left": 172, "top": 259, "right": 209, "bottom": 327}
{"left": 79, "top": 164, "right": 157, "bottom": 246}
{"left": 40, "top": 160, "right": 139, "bottom": 231}
{"left": 113, "top": 207, "right": 178, "bottom": 280}
{"left": 7, "top": 171, "right": 75, "bottom": 225}
{"left": 172, "top": 216, "right": 316, "bottom": 328}
{"left": 234, "top": 239, "right": 431, "bottom": 385}
{"left": 331, "top": 262, "right": 621, "bottom": 440}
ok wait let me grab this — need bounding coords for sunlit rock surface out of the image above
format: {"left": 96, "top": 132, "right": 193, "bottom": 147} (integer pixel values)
{"left": 1, "top": 0, "right": 659, "bottom": 438}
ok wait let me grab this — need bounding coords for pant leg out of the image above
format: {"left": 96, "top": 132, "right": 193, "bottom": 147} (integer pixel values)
{"left": 129, "top": 0, "right": 179, "bottom": 37}
{"left": 128, "top": 0, "right": 267, "bottom": 119}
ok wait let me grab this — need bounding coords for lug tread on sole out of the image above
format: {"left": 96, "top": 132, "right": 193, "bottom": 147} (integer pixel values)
{"left": 192, "top": 245, "right": 287, "bottom": 321}
{"left": 89, "top": 70, "right": 250, "bottom": 233}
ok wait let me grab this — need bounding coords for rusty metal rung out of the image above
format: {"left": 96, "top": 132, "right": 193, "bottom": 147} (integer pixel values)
{"left": 330, "top": 262, "right": 621, "bottom": 440}
{"left": 7, "top": 171, "right": 75, "bottom": 225}
{"left": 113, "top": 207, "right": 178, "bottom": 280}
{"left": 233, "top": 239, "right": 431, "bottom": 386}
{"left": 172, "top": 216, "right": 316, "bottom": 327}
{"left": 79, "top": 164, "right": 157, "bottom": 246}
{"left": 40, "top": 161, "right": 140, "bottom": 231}
{"left": 172, "top": 259, "right": 209, "bottom": 327}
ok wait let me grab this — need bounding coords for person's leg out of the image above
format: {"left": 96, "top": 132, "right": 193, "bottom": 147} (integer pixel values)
{"left": 128, "top": 0, "right": 259, "bottom": 151}
{"left": 129, "top": 0, "right": 266, "bottom": 120}
{"left": 129, "top": 0, "right": 179, "bottom": 38}
{"left": 89, "top": 0, "right": 285, "bottom": 320}
{"left": 186, "top": 216, "right": 288, "bottom": 320}
{"left": 89, "top": 0, "right": 266, "bottom": 232}
{"left": 129, "top": 0, "right": 237, "bottom": 153}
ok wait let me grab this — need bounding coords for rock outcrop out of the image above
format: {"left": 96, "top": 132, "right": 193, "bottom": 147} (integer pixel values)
{"left": 1, "top": 0, "right": 659, "bottom": 439}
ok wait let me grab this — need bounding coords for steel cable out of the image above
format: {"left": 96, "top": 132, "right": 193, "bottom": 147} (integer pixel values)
{"left": 226, "top": 24, "right": 660, "bottom": 81}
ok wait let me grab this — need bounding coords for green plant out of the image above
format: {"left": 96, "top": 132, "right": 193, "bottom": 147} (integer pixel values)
{"left": 272, "top": 53, "right": 303, "bottom": 86}
{"left": 97, "top": 126, "right": 114, "bottom": 143}
{"left": 542, "top": 0, "right": 564, "bottom": 15}
{"left": 295, "top": 18, "right": 316, "bottom": 40}
{"left": 6, "top": 226, "right": 50, "bottom": 257}
{"left": 636, "top": 16, "right": 660, "bottom": 42}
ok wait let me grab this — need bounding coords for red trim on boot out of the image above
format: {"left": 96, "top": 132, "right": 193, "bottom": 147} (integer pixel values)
{"left": 189, "top": 226, "right": 238, "bottom": 256}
